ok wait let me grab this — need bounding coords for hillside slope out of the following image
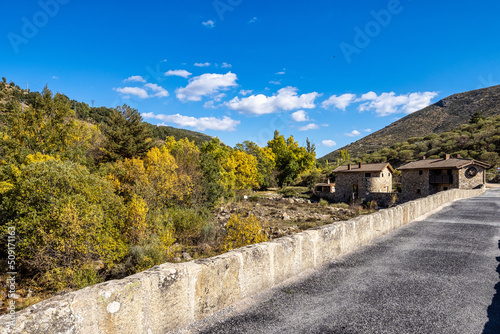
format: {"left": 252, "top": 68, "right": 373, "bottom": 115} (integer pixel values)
{"left": 321, "top": 85, "right": 500, "bottom": 160}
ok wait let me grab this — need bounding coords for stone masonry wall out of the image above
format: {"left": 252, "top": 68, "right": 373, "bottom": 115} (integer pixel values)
{"left": 0, "top": 187, "right": 486, "bottom": 334}
{"left": 401, "top": 169, "right": 429, "bottom": 202}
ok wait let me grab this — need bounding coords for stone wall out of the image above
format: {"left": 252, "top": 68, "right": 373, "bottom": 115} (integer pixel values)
{"left": 401, "top": 169, "right": 430, "bottom": 202}
{"left": 0, "top": 187, "right": 486, "bottom": 334}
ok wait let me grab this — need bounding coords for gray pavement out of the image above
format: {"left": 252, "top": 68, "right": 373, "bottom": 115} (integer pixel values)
{"left": 198, "top": 189, "right": 500, "bottom": 334}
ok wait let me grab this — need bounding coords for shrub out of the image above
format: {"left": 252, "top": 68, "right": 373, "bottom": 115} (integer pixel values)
{"left": 221, "top": 214, "right": 268, "bottom": 251}
{"left": 319, "top": 199, "right": 328, "bottom": 206}
{"left": 0, "top": 160, "right": 128, "bottom": 291}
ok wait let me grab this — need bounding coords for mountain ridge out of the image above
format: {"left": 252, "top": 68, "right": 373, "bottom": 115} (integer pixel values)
{"left": 321, "top": 85, "right": 500, "bottom": 161}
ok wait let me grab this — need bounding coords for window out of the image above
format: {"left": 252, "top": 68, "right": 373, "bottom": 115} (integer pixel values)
{"left": 416, "top": 189, "right": 421, "bottom": 194}
{"left": 419, "top": 170, "right": 423, "bottom": 175}
{"left": 365, "top": 173, "right": 371, "bottom": 178}
{"left": 443, "top": 187, "right": 448, "bottom": 191}
{"left": 381, "top": 173, "right": 384, "bottom": 177}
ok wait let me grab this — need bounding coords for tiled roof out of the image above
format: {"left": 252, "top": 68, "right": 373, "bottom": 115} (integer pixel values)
{"left": 398, "top": 157, "right": 491, "bottom": 170}
{"left": 333, "top": 163, "right": 394, "bottom": 173}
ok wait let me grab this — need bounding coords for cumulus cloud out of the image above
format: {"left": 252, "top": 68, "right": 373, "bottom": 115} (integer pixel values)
{"left": 322, "top": 93, "right": 356, "bottom": 110}
{"left": 176, "top": 72, "right": 238, "bottom": 102}
{"left": 123, "top": 75, "right": 146, "bottom": 83}
{"left": 194, "top": 62, "right": 211, "bottom": 67}
{"left": 269, "top": 80, "right": 281, "bottom": 85}
{"left": 142, "top": 112, "right": 239, "bottom": 131}
{"left": 322, "top": 140, "right": 337, "bottom": 147}
{"left": 202, "top": 20, "right": 215, "bottom": 28}
{"left": 299, "top": 123, "right": 319, "bottom": 131}
{"left": 291, "top": 110, "right": 309, "bottom": 122}
{"left": 144, "top": 83, "right": 169, "bottom": 97}
{"left": 114, "top": 87, "right": 150, "bottom": 99}
{"left": 363, "top": 128, "right": 371, "bottom": 132}
{"left": 164, "top": 69, "right": 192, "bottom": 78}
{"left": 239, "top": 89, "right": 253, "bottom": 96}
{"left": 226, "top": 86, "right": 320, "bottom": 115}
{"left": 275, "top": 69, "right": 286, "bottom": 75}
{"left": 358, "top": 91, "right": 438, "bottom": 116}
{"left": 345, "top": 130, "right": 362, "bottom": 137}
{"left": 221, "top": 62, "right": 232, "bottom": 68}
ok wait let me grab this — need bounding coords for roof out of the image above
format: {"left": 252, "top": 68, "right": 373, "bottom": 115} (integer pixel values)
{"left": 333, "top": 163, "right": 395, "bottom": 174}
{"left": 398, "top": 157, "right": 491, "bottom": 170}
{"left": 314, "top": 183, "right": 334, "bottom": 187}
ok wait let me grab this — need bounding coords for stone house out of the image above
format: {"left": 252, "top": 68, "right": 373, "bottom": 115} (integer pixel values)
{"left": 313, "top": 180, "right": 335, "bottom": 201}
{"left": 398, "top": 154, "right": 491, "bottom": 202}
{"left": 332, "top": 162, "right": 395, "bottom": 203}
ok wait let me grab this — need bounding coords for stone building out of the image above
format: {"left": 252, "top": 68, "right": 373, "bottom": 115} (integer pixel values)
{"left": 332, "top": 162, "right": 395, "bottom": 203}
{"left": 398, "top": 154, "right": 490, "bottom": 202}
{"left": 313, "top": 180, "right": 335, "bottom": 201}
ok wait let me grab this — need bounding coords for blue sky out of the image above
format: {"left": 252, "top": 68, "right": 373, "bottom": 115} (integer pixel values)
{"left": 2, "top": 0, "right": 500, "bottom": 157}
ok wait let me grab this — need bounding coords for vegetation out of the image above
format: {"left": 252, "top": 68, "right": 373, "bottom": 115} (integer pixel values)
{"left": 321, "top": 115, "right": 500, "bottom": 181}
{"left": 0, "top": 80, "right": 318, "bottom": 311}
{"left": 321, "top": 85, "right": 500, "bottom": 161}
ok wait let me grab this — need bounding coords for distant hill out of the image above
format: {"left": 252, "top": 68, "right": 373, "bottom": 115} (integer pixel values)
{"left": 321, "top": 85, "right": 500, "bottom": 161}
{"left": 0, "top": 79, "right": 213, "bottom": 147}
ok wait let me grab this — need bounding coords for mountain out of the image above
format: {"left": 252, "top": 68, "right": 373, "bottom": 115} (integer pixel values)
{"left": 320, "top": 85, "right": 500, "bottom": 161}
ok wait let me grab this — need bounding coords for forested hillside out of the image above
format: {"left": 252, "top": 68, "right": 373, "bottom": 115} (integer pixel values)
{"left": 324, "top": 114, "right": 500, "bottom": 176}
{"left": 321, "top": 85, "right": 500, "bottom": 161}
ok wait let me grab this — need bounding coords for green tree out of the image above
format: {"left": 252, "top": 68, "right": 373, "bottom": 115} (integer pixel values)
{"left": 267, "top": 130, "right": 315, "bottom": 187}
{"left": 103, "top": 105, "right": 152, "bottom": 161}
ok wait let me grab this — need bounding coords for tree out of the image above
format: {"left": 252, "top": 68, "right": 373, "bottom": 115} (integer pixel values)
{"left": 236, "top": 141, "right": 276, "bottom": 189}
{"left": 103, "top": 105, "right": 152, "bottom": 161}
{"left": 470, "top": 111, "right": 484, "bottom": 124}
{"left": 267, "top": 130, "right": 315, "bottom": 187}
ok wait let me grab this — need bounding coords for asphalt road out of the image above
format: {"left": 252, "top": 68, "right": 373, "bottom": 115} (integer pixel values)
{"left": 198, "top": 189, "right": 500, "bottom": 334}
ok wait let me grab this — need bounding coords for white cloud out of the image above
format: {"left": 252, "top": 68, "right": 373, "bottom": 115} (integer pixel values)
{"left": 239, "top": 89, "right": 253, "bottom": 96}
{"left": 144, "top": 83, "right": 169, "bottom": 98}
{"left": 142, "top": 112, "right": 239, "bottom": 131}
{"left": 248, "top": 17, "right": 258, "bottom": 23}
{"left": 275, "top": 68, "right": 286, "bottom": 75}
{"left": 164, "top": 69, "right": 192, "bottom": 78}
{"left": 226, "top": 86, "right": 320, "bottom": 115}
{"left": 176, "top": 72, "right": 238, "bottom": 102}
{"left": 322, "top": 140, "right": 337, "bottom": 147}
{"left": 115, "top": 87, "right": 150, "bottom": 99}
{"left": 291, "top": 110, "right": 309, "bottom": 122}
{"left": 358, "top": 91, "right": 438, "bottom": 116}
{"left": 363, "top": 128, "right": 371, "bottom": 132}
{"left": 52, "top": 76, "right": 58, "bottom": 79}
{"left": 299, "top": 123, "right": 319, "bottom": 131}
{"left": 322, "top": 93, "right": 356, "bottom": 110}
{"left": 345, "top": 130, "right": 362, "bottom": 137}
{"left": 194, "top": 62, "right": 211, "bottom": 67}
{"left": 123, "top": 75, "right": 146, "bottom": 83}
{"left": 269, "top": 80, "right": 281, "bottom": 85}
{"left": 160, "top": 59, "right": 168, "bottom": 62}
{"left": 202, "top": 20, "right": 215, "bottom": 28}
{"left": 221, "top": 62, "right": 232, "bottom": 68}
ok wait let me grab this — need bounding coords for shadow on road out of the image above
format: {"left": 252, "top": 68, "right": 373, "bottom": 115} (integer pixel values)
{"left": 482, "top": 240, "right": 500, "bottom": 334}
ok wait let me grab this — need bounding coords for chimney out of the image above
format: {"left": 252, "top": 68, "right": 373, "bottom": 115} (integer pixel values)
{"left": 445, "top": 154, "right": 450, "bottom": 160}
{"left": 457, "top": 154, "right": 461, "bottom": 158}
{"left": 358, "top": 162, "right": 362, "bottom": 168}
{"left": 422, "top": 156, "right": 426, "bottom": 160}
{"left": 348, "top": 164, "right": 351, "bottom": 170}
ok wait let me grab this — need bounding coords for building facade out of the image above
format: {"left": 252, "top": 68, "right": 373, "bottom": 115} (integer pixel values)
{"left": 399, "top": 155, "right": 490, "bottom": 202}
{"left": 332, "top": 162, "right": 395, "bottom": 203}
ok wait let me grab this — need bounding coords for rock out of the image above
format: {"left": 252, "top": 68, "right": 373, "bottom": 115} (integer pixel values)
{"left": 182, "top": 252, "right": 192, "bottom": 261}
{"left": 174, "top": 257, "right": 182, "bottom": 263}
{"left": 288, "top": 199, "right": 295, "bottom": 204}
{"left": 282, "top": 212, "right": 291, "bottom": 220}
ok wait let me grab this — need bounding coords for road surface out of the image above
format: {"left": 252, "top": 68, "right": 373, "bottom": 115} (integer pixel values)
{"left": 198, "top": 189, "right": 500, "bottom": 334}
